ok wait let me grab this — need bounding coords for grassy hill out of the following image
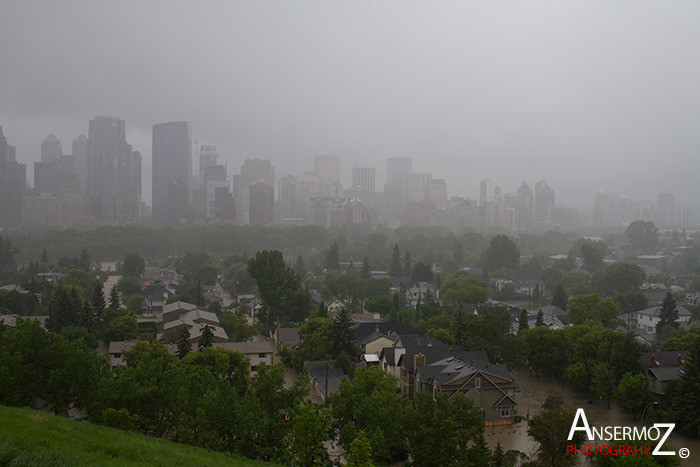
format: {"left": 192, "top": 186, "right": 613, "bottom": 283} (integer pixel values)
{"left": 0, "top": 405, "right": 271, "bottom": 466}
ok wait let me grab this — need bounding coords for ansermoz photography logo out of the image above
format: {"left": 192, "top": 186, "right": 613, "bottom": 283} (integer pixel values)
{"left": 566, "top": 408, "right": 690, "bottom": 459}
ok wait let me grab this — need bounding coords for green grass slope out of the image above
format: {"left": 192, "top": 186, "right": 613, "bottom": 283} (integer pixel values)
{"left": 0, "top": 405, "right": 271, "bottom": 466}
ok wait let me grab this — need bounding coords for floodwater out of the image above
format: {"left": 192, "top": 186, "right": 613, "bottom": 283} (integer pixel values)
{"left": 484, "top": 370, "right": 700, "bottom": 466}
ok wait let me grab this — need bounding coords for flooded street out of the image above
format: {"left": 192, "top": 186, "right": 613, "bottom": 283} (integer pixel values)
{"left": 484, "top": 370, "right": 700, "bottom": 465}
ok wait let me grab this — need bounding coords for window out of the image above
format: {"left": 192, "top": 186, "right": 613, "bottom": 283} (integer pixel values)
{"left": 251, "top": 365, "right": 257, "bottom": 372}
{"left": 113, "top": 353, "right": 121, "bottom": 359}
{"left": 474, "top": 377, "right": 481, "bottom": 389}
{"left": 501, "top": 407, "right": 511, "bottom": 417}
{"left": 258, "top": 353, "right": 267, "bottom": 358}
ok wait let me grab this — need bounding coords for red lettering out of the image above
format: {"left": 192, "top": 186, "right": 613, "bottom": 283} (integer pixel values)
{"left": 567, "top": 445, "right": 574, "bottom": 455}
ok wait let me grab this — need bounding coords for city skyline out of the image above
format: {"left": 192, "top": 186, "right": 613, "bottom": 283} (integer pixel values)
{"left": 2, "top": 2, "right": 700, "bottom": 211}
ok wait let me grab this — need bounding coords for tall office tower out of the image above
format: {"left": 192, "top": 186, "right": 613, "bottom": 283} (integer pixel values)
{"left": 237, "top": 159, "right": 275, "bottom": 224}
{"left": 618, "top": 195, "right": 632, "bottom": 225}
{"left": 41, "top": 134, "right": 62, "bottom": 162}
{"left": 202, "top": 164, "right": 228, "bottom": 219}
{"left": 314, "top": 155, "right": 340, "bottom": 194}
{"left": 130, "top": 149, "right": 142, "bottom": 218}
{"left": 386, "top": 156, "right": 412, "bottom": 222}
{"left": 0, "top": 127, "right": 26, "bottom": 227}
{"left": 34, "top": 156, "right": 78, "bottom": 195}
{"left": 425, "top": 179, "right": 447, "bottom": 203}
{"left": 534, "top": 180, "right": 555, "bottom": 224}
{"left": 72, "top": 134, "right": 88, "bottom": 195}
{"left": 87, "top": 116, "right": 140, "bottom": 223}
{"left": 352, "top": 166, "right": 375, "bottom": 190}
{"left": 656, "top": 192, "right": 674, "bottom": 226}
{"left": 410, "top": 172, "right": 432, "bottom": 202}
{"left": 277, "top": 174, "right": 298, "bottom": 221}
{"left": 152, "top": 121, "right": 191, "bottom": 225}
{"left": 480, "top": 178, "right": 495, "bottom": 204}
{"left": 198, "top": 145, "right": 218, "bottom": 174}
{"left": 249, "top": 180, "right": 274, "bottom": 225}
{"left": 515, "top": 181, "right": 534, "bottom": 229}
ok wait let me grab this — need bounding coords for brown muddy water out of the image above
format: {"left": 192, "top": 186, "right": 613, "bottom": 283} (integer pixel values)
{"left": 484, "top": 370, "right": 700, "bottom": 466}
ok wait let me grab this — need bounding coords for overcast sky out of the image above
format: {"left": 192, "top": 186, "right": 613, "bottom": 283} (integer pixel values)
{"left": 1, "top": 1, "right": 699, "bottom": 210}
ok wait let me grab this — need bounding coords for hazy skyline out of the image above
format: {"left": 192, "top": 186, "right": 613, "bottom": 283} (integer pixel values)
{"left": 2, "top": 1, "right": 699, "bottom": 210}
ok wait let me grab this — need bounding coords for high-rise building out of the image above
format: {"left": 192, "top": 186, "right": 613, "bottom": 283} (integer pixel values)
{"left": 386, "top": 156, "right": 412, "bottom": 223}
{"left": 515, "top": 181, "right": 533, "bottom": 229}
{"left": 87, "top": 116, "right": 140, "bottom": 222}
{"left": 202, "top": 165, "right": 228, "bottom": 219}
{"left": 351, "top": 166, "right": 376, "bottom": 208}
{"left": 236, "top": 159, "right": 274, "bottom": 224}
{"left": 534, "top": 180, "right": 555, "bottom": 224}
{"left": 249, "top": 180, "right": 274, "bottom": 226}
{"left": 314, "top": 155, "right": 340, "bottom": 194}
{"left": 480, "top": 178, "right": 495, "bottom": 205}
{"left": 425, "top": 179, "right": 447, "bottom": 204}
{"left": 0, "top": 127, "right": 26, "bottom": 227}
{"left": 72, "top": 134, "right": 88, "bottom": 195}
{"left": 152, "top": 121, "right": 192, "bottom": 225}
{"left": 410, "top": 172, "right": 432, "bottom": 202}
{"left": 41, "top": 134, "right": 62, "bottom": 163}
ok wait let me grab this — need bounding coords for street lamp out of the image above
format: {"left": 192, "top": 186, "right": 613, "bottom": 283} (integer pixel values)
{"left": 641, "top": 401, "right": 658, "bottom": 426}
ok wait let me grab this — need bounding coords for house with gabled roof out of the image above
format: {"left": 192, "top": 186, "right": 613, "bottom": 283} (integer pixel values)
{"left": 641, "top": 351, "right": 688, "bottom": 396}
{"left": 303, "top": 360, "right": 349, "bottom": 402}
{"left": 415, "top": 355, "right": 519, "bottom": 425}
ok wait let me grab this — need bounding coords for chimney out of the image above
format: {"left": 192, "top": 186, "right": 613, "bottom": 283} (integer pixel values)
{"left": 678, "top": 353, "right": 683, "bottom": 367}
{"left": 414, "top": 354, "right": 426, "bottom": 369}
{"left": 650, "top": 355, "right": 656, "bottom": 368}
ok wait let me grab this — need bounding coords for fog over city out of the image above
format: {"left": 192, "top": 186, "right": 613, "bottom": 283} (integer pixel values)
{"left": 1, "top": 1, "right": 699, "bottom": 209}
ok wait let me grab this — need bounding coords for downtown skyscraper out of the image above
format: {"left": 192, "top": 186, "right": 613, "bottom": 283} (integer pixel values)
{"left": 152, "top": 121, "right": 192, "bottom": 225}
{"left": 87, "top": 116, "right": 141, "bottom": 223}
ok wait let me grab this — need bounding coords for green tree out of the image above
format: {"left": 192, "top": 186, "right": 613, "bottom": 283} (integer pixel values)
{"left": 440, "top": 271, "right": 490, "bottom": 310}
{"left": 295, "top": 255, "right": 306, "bottom": 280}
{"left": 332, "top": 308, "right": 356, "bottom": 358}
{"left": 567, "top": 294, "right": 620, "bottom": 328}
{"left": 407, "top": 391, "right": 487, "bottom": 466}
{"left": 345, "top": 430, "right": 374, "bottom": 467}
{"left": 118, "top": 276, "right": 142, "bottom": 297}
{"left": 40, "top": 248, "right": 49, "bottom": 264}
{"left": 593, "top": 263, "right": 646, "bottom": 297}
{"left": 290, "top": 401, "right": 332, "bottom": 466}
{"left": 452, "top": 240, "right": 464, "bottom": 265}
{"left": 199, "top": 325, "right": 214, "bottom": 349}
{"left": 293, "top": 317, "right": 334, "bottom": 368}
{"left": 324, "top": 242, "right": 340, "bottom": 271}
{"left": 101, "top": 314, "right": 138, "bottom": 342}
{"left": 482, "top": 234, "right": 520, "bottom": 273}
{"left": 389, "top": 244, "right": 402, "bottom": 277}
{"left": 615, "top": 372, "right": 653, "bottom": 419}
{"left": 121, "top": 252, "right": 145, "bottom": 277}
{"left": 48, "top": 285, "right": 84, "bottom": 333}
{"left": 411, "top": 262, "right": 433, "bottom": 283}
{"left": 518, "top": 309, "right": 529, "bottom": 333}
{"left": 535, "top": 310, "right": 544, "bottom": 327}
{"left": 580, "top": 240, "right": 605, "bottom": 273}
{"left": 552, "top": 283, "right": 568, "bottom": 310}
{"left": 626, "top": 220, "right": 659, "bottom": 253}
{"left": 361, "top": 256, "right": 371, "bottom": 280}
{"left": 528, "top": 395, "right": 584, "bottom": 467}
{"left": 248, "top": 250, "right": 311, "bottom": 332}
{"left": 671, "top": 334, "right": 700, "bottom": 437}
{"left": 177, "top": 326, "right": 191, "bottom": 359}
{"left": 0, "top": 236, "right": 20, "bottom": 283}
{"left": 329, "top": 366, "right": 410, "bottom": 464}
{"left": 403, "top": 250, "right": 412, "bottom": 278}
{"left": 656, "top": 291, "right": 679, "bottom": 334}
{"left": 78, "top": 248, "right": 92, "bottom": 272}
{"left": 91, "top": 283, "right": 106, "bottom": 317}
{"left": 109, "top": 285, "right": 120, "bottom": 309}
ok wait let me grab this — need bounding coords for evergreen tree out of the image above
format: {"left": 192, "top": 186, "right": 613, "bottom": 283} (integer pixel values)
{"left": 361, "top": 256, "right": 370, "bottom": 279}
{"left": 48, "top": 285, "right": 83, "bottom": 332}
{"left": 403, "top": 250, "right": 412, "bottom": 278}
{"left": 452, "top": 240, "right": 464, "bottom": 264}
{"left": 190, "top": 279, "right": 204, "bottom": 306}
{"left": 535, "top": 310, "right": 544, "bottom": 327}
{"left": 295, "top": 255, "right": 306, "bottom": 280}
{"left": 333, "top": 308, "right": 356, "bottom": 357}
{"left": 518, "top": 309, "right": 529, "bottom": 333}
{"left": 453, "top": 310, "right": 466, "bottom": 346}
{"left": 78, "top": 248, "right": 92, "bottom": 272}
{"left": 109, "top": 285, "right": 120, "bottom": 309}
{"left": 40, "top": 248, "right": 49, "bottom": 264}
{"left": 324, "top": 242, "right": 340, "bottom": 271}
{"left": 177, "top": 326, "right": 191, "bottom": 358}
{"left": 389, "top": 244, "right": 402, "bottom": 277}
{"left": 671, "top": 335, "right": 700, "bottom": 437}
{"left": 552, "top": 283, "right": 568, "bottom": 310}
{"left": 656, "top": 290, "right": 679, "bottom": 333}
{"left": 199, "top": 325, "right": 214, "bottom": 349}
{"left": 317, "top": 301, "right": 328, "bottom": 318}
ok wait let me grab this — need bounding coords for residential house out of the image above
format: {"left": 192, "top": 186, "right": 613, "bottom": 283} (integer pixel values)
{"left": 397, "top": 347, "right": 487, "bottom": 400}
{"left": 641, "top": 351, "right": 688, "bottom": 395}
{"left": 684, "top": 292, "right": 700, "bottom": 307}
{"left": 405, "top": 282, "right": 439, "bottom": 308}
{"left": 415, "top": 355, "right": 519, "bottom": 425}
{"left": 270, "top": 325, "right": 300, "bottom": 349}
{"left": 303, "top": 360, "right": 349, "bottom": 402}
{"left": 142, "top": 284, "right": 175, "bottom": 317}
{"left": 0, "top": 314, "right": 48, "bottom": 330}
{"left": 141, "top": 267, "right": 180, "bottom": 287}
{"left": 215, "top": 340, "right": 275, "bottom": 376}
{"left": 108, "top": 340, "right": 177, "bottom": 370}
{"left": 639, "top": 283, "right": 667, "bottom": 306}
{"left": 635, "top": 305, "right": 692, "bottom": 335}
{"left": 156, "top": 301, "right": 228, "bottom": 344}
